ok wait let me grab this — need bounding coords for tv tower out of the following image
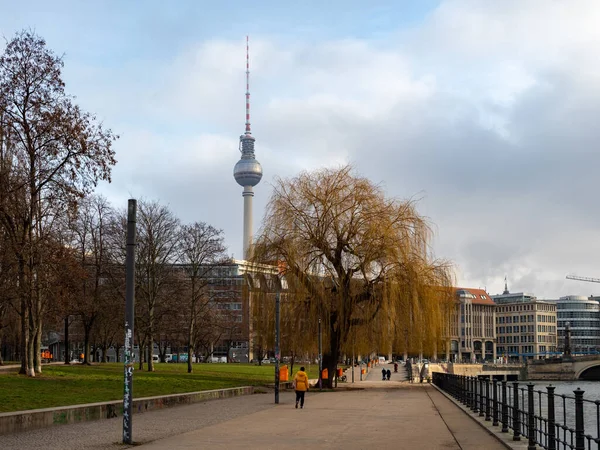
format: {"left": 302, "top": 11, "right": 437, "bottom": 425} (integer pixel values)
{"left": 233, "top": 36, "right": 263, "bottom": 260}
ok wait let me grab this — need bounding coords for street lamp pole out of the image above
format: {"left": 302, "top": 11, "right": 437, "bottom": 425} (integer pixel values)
{"left": 352, "top": 333, "right": 355, "bottom": 383}
{"left": 274, "top": 291, "right": 280, "bottom": 404}
{"left": 122, "top": 199, "right": 137, "bottom": 445}
{"left": 318, "top": 318, "right": 322, "bottom": 391}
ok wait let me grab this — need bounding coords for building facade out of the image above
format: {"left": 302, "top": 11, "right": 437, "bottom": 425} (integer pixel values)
{"left": 444, "top": 288, "right": 496, "bottom": 362}
{"left": 551, "top": 295, "right": 600, "bottom": 354}
{"left": 493, "top": 298, "right": 557, "bottom": 360}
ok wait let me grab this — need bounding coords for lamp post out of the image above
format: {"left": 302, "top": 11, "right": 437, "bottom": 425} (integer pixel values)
{"left": 274, "top": 291, "right": 280, "bottom": 404}
{"left": 352, "top": 333, "right": 355, "bottom": 383}
{"left": 122, "top": 199, "right": 137, "bottom": 445}
{"left": 318, "top": 318, "right": 322, "bottom": 390}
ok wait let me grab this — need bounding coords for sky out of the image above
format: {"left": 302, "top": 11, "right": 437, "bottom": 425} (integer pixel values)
{"left": 2, "top": 0, "right": 600, "bottom": 299}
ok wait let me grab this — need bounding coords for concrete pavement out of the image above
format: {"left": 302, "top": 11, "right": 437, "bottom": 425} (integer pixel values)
{"left": 138, "top": 383, "right": 505, "bottom": 450}
{"left": 1, "top": 366, "right": 508, "bottom": 450}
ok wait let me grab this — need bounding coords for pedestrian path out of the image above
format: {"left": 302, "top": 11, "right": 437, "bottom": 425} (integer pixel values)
{"left": 2, "top": 379, "right": 506, "bottom": 449}
{"left": 363, "top": 362, "right": 407, "bottom": 382}
{"left": 138, "top": 384, "right": 505, "bottom": 450}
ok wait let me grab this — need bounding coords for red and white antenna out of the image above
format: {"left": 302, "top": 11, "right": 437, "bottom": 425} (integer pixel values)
{"left": 245, "top": 35, "right": 251, "bottom": 135}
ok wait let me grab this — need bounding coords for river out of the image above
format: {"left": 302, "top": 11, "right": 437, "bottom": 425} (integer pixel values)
{"left": 514, "top": 380, "right": 600, "bottom": 447}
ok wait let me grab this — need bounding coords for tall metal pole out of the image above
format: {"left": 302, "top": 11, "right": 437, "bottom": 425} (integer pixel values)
{"left": 318, "top": 318, "right": 322, "bottom": 390}
{"left": 274, "top": 291, "right": 280, "bottom": 404}
{"left": 123, "top": 199, "right": 137, "bottom": 445}
{"left": 352, "top": 333, "right": 355, "bottom": 383}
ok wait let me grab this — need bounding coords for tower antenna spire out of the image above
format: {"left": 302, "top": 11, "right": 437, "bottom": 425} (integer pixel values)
{"left": 245, "top": 35, "right": 251, "bottom": 135}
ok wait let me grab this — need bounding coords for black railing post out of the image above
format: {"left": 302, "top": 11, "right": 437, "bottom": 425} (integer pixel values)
{"left": 467, "top": 376, "right": 472, "bottom": 409}
{"left": 472, "top": 377, "right": 478, "bottom": 413}
{"left": 501, "top": 380, "right": 509, "bottom": 433}
{"left": 513, "top": 381, "right": 521, "bottom": 441}
{"left": 492, "top": 379, "right": 499, "bottom": 426}
{"left": 485, "top": 378, "right": 491, "bottom": 421}
{"left": 479, "top": 378, "right": 485, "bottom": 417}
{"left": 547, "top": 385, "right": 556, "bottom": 450}
{"left": 527, "top": 383, "right": 535, "bottom": 450}
{"left": 574, "top": 388, "right": 585, "bottom": 450}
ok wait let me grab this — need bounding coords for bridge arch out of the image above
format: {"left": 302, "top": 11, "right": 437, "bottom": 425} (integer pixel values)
{"left": 574, "top": 361, "right": 600, "bottom": 380}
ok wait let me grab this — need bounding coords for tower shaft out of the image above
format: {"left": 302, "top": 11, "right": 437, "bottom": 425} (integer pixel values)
{"left": 242, "top": 186, "right": 254, "bottom": 259}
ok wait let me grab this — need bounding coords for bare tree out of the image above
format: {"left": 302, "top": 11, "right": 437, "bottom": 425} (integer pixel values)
{"left": 0, "top": 31, "right": 117, "bottom": 376}
{"left": 135, "top": 200, "right": 180, "bottom": 372}
{"left": 178, "top": 222, "right": 227, "bottom": 372}
{"left": 253, "top": 165, "right": 453, "bottom": 387}
{"left": 68, "top": 195, "right": 113, "bottom": 364}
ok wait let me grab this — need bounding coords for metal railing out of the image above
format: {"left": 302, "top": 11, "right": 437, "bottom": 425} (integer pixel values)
{"left": 432, "top": 372, "right": 600, "bottom": 450}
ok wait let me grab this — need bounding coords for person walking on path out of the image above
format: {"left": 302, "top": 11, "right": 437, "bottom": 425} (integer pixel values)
{"left": 293, "top": 366, "right": 309, "bottom": 409}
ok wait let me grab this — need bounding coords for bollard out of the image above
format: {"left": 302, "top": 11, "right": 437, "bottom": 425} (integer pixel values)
{"left": 547, "top": 385, "right": 556, "bottom": 450}
{"left": 574, "top": 388, "right": 585, "bottom": 450}
{"left": 501, "top": 380, "right": 509, "bottom": 433}
{"left": 479, "top": 378, "right": 485, "bottom": 417}
{"left": 527, "top": 384, "right": 535, "bottom": 450}
{"left": 492, "top": 379, "right": 499, "bottom": 426}
{"left": 513, "top": 381, "right": 521, "bottom": 441}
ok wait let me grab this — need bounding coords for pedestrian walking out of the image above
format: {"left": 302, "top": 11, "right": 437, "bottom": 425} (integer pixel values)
{"left": 386, "top": 369, "right": 391, "bottom": 380}
{"left": 293, "top": 366, "right": 309, "bottom": 409}
{"left": 382, "top": 368, "right": 387, "bottom": 380}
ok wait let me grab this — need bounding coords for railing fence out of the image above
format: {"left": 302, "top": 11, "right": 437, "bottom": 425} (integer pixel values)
{"left": 432, "top": 372, "right": 600, "bottom": 450}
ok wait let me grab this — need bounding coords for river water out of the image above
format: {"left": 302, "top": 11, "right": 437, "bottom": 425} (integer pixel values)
{"left": 511, "top": 380, "right": 600, "bottom": 447}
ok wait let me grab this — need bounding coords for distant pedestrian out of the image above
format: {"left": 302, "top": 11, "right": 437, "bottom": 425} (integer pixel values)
{"left": 386, "top": 369, "right": 391, "bottom": 380}
{"left": 382, "top": 368, "right": 387, "bottom": 380}
{"left": 294, "top": 366, "right": 309, "bottom": 409}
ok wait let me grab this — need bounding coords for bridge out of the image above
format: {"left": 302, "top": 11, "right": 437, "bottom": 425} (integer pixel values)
{"left": 527, "top": 355, "right": 600, "bottom": 380}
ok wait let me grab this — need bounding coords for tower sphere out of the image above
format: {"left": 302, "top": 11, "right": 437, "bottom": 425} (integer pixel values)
{"left": 234, "top": 157, "right": 263, "bottom": 187}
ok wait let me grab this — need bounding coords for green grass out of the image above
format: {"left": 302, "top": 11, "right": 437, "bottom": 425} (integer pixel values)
{"left": 0, "top": 362, "right": 321, "bottom": 413}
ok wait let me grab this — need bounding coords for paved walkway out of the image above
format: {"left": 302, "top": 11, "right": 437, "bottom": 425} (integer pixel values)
{"left": 2, "top": 378, "right": 506, "bottom": 449}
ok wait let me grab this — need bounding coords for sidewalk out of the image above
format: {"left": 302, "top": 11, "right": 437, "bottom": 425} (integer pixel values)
{"left": 140, "top": 384, "right": 505, "bottom": 449}
{"left": 1, "top": 382, "right": 507, "bottom": 450}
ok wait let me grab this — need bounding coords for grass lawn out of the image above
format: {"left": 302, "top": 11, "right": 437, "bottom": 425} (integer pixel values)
{"left": 0, "top": 362, "right": 322, "bottom": 413}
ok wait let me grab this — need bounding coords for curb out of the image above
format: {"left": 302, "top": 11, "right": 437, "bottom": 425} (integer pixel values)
{"left": 0, "top": 386, "right": 254, "bottom": 436}
{"left": 431, "top": 384, "right": 529, "bottom": 450}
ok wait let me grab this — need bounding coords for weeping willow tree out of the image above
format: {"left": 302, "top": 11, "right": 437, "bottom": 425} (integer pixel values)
{"left": 252, "top": 165, "right": 453, "bottom": 387}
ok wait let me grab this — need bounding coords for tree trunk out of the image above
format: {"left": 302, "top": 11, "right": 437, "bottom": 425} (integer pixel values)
{"left": 83, "top": 325, "right": 91, "bottom": 365}
{"left": 26, "top": 330, "right": 36, "bottom": 377}
{"left": 147, "top": 303, "right": 154, "bottom": 372}
{"left": 138, "top": 344, "right": 144, "bottom": 371}
{"left": 147, "top": 335, "right": 154, "bottom": 372}
{"left": 64, "top": 316, "right": 70, "bottom": 364}
{"left": 18, "top": 258, "right": 32, "bottom": 376}
{"left": 323, "top": 318, "right": 341, "bottom": 389}
{"left": 187, "top": 305, "right": 195, "bottom": 373}
{"left": 34, "top": 325, "right": 42, "bottom": 374}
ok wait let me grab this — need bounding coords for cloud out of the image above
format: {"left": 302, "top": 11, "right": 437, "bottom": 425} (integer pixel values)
{"left": 7, "top": 0, "right": 594, "bottom": 298}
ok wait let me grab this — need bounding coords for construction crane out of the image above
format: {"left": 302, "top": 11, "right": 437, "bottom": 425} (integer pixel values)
{"left": 566, "top": 275, "right": 600, "bottom": 283}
